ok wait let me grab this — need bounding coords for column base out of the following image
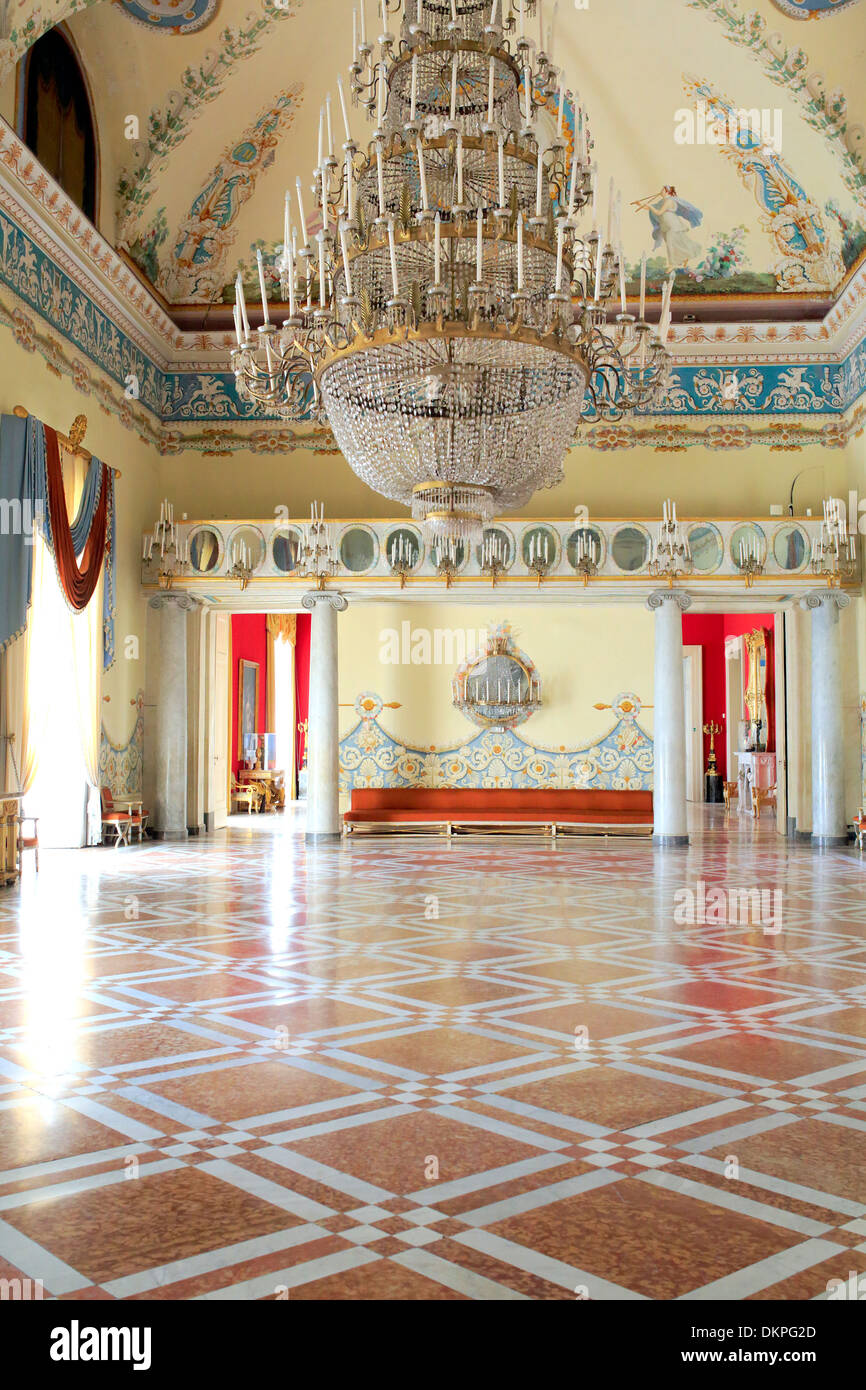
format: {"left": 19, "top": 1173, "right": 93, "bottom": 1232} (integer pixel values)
{"left": 151, "top": 829, "right": 188, "bottom": 841}
{"left": 811, "top": 834, "right": 849, "bottom": 848}
{"left": 653, "top": 833, "right": 689, "bottom": 847}
{"left": 304, "top": 832, "right": 342, "bottom": 844}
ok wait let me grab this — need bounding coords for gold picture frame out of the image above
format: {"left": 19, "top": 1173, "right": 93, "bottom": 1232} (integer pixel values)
{"left": 238, "top": 659, "right": 259, "bottom": 760}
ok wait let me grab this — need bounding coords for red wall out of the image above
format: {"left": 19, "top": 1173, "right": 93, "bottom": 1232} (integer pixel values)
{"left": 295, "top": 612, "right": 310, "bottom": 790}
{"left": 231, "top": 614, "right": 268, "bottom": 775}
{"left": 682, "top": 612, "right": 775, "bottom": 783}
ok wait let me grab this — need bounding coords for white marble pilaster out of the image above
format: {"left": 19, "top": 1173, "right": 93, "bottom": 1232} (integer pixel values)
{"left": 648, "top": 589, "right": 692, "bottom": 845}
{"left": 147, "top": 592, "right": 196, "bottom": 840}
{"left": 301, "top": 591, "right": 347, "bottom": 842}
{"left": 801, "top": 589, "right": 850, "bottom": 846}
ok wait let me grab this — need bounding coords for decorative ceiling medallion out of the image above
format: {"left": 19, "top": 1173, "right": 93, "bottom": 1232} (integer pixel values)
{"left": 116, "top": 0, "right": 220, "bottom": 35}
{"left": 770, "top": 0, "right": 861, "bottom": 17}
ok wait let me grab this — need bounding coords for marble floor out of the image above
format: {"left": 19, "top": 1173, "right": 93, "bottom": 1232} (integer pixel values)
{"left": 1, "top": 807, "right": 865, "bottom": 1301}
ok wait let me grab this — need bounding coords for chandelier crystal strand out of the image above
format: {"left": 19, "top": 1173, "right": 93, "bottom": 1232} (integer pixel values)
{"left": 230, "top": 0, "right": 671, "bottom": 542}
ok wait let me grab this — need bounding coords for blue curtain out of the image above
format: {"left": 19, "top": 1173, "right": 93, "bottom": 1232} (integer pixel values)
{"left": 0, "top": 414, "right": 115, "bottom": 668}
{"left": 0, "top": 414, "right": 47, "bottom": 654}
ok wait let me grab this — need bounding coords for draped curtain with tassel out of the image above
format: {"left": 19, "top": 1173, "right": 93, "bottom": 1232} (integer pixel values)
{"left": 0, "top": 415, "right": 115, "bottom": 843}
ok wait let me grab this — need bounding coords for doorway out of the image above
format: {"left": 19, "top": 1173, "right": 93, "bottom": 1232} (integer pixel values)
{"left": 683, "top": 645, "right": 703, "bottom": 802}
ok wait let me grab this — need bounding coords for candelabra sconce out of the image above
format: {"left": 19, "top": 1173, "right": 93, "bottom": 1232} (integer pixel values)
{"left": 228, "top": 541, "right": 253, "bottom": 592}
{"left": 480, "top": 534, "right": 508, "bottom": 588}
{"left": 387, "top": 534, "right": 420, "bottom": 588}
{"left": 810, "top": 498, "right": 857, "bottom": 587}
{"left": 649, "top": 498, "right": 693, "bottom": 588}
{"left": 143, "top": 497, "right": 188, "bottom": 591}
{"left": 299, "top": 502, "right": 338, "bottom": 590}
{"left": 431, "top": 538, "right": 461, "bottom": 589}
{"left": 574, "top": 553, "right": 598, "bottom": 588}
{"left": 452, "top": 623, "right": 542, "bottom": 733}
{"left": 526, "top": 532, "right": 553, "bottom": 587}
{"left": 527, "top": 553, "right": 554, "bottom": 587}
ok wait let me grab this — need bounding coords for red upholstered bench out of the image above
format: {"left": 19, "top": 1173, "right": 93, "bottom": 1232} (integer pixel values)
{"left": 343, "top": 788, "right": 653, "bottom": 836}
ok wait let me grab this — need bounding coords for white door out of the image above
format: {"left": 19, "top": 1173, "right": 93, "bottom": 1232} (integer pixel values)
{"left": 683, "top": 645, "right": 703, "bottom": 802}
{"left": 211, "top": 613, "right": 230, "bottom": 829}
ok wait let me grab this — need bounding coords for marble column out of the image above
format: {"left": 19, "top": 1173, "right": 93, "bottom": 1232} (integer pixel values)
{"left": 802, "top": 589, "right": 850, "bottom": 846}
{"left": 148, "top": 593, "right": 196, "bottom": 839}
{"left": 648, "top": 590, "right": 692, "bottom": 846}
{"left": 302, "top": 591, "right": 347, "bottom": 843}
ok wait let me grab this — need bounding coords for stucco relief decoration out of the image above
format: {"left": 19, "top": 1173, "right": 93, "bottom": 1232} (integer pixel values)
{"left": 339, "top": 692, "right": 653, "bottom": 792}
{"left": 159, "top": 85, "right": 302, "bottom": 302}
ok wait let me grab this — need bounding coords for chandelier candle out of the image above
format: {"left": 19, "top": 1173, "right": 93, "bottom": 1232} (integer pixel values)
{"left": 417, "top": 139, "right": 429, "bottom": 210}
{"left": 337, "top": 74, "right": 352, "bottom": 143}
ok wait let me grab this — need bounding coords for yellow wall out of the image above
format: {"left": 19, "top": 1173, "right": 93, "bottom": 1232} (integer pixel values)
{"left": 0, "top": 329, "right": 161, "bottom": 747}
{"left": 337, "top": 601, "right": 656, "bottom": 751}
{"left": 163, "top": 437, "right": 852, "bottom": 528}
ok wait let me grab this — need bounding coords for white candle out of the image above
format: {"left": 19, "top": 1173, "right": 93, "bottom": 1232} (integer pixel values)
{"left": 590, "top": 164, "right": 598, "bottom": 231}
{"left": 352, "top": 6, "right": 358, "bottom": 61}
{"left": 434, "top": 210, "right": 442, "bottom": 284}
{"left": 287, "top": 237, "right": 296, "bottom": 317}
{"left": 340, "top": 223, "right": 353, "bottom": 296}
{"left": 535, "top": 145, "right": 543, "bottom": 218}
{"left": 557, "top": 78, "right": 565, "bottom": 138}
{"left": 410, "top": 55, "right": 418, "bottom": 122}
{"left": 594, "top": 241, "right": 602, "bottom": 301}
{"left": 387, "top": 218, "right": 399, "bottom": 296}
{"left": 325, "top": 94, "right": 334, "bottom": 160}
{"left": 606, "top": 176, "right": 614, "bottom": 246}
{"left": 639, "top": 252, "right": 647, "bottom": 319}
{"left": 519, "top": 0, "right": 525, "bottom": 39}
{"left": 346, "top": 149, "right": 355, "bottom": 221}
{"left": 296, "top": 177, "right": 308, "bottom": 243}
{"left": 555, "top": 222, "right": 563, "bottom": 291}
{"left": 236, "top": 274, "right": 250, "bottom": 338}
{"left": 498, "top": 135, "right": 505, "bottom": 208}
{"left": 317, "top": 105, "right": 324, "bottom": 169}
{"left": 487, "top": 57, "right": 495, "bottom": 125}
{"left": 517, "top": 212, "right": 524, "bottom": 290}
{"left": 567, "top": 150, "right": 578, "bottom": 219}
{"left": 376, "top": 141, "right": 386, "bottom": 216}
{"left": 232, "top": 301, "right": 242, "bottom": 347}
{"left": 450, "top": 51, "right": 458, "bottom": 123}
{"left": 337, "top": 74, "right": 352, "bottom": 143}
{"left": 283, "top": 190, "right": 290, "bottom": 264}
{"left": 457, "top": 131, "right": 464, "bottom": 204}
{"left": 318, "top": 236, "right": 326, "bottom": 308}
{"left": 321, "top": 166, "right": 329, "bottom": 235}
{"left": 523, "top": 64, "right": 531, "bottom": 125}
{"left": 360, "top": 0, "right": 366, "bottom": 45}
{"left": 538, "top": 0, "right": 544, "bottom": 50}
{"left": 476, "top": 206, "right": 483, "bottom": 281}
{"left": 618, "top": 244, "right": 626, "bottom": 314}
{"left": 417, "top": 138, "right": 429, "bottom": 210}
{"left": 450, "top": 0, "right": 457, "bottom": 21}
{"left": 490, "top": 0, "right": 498, "bottom": 23}
{"left": 377, "top": 62, "right": 386, "bottom": 128}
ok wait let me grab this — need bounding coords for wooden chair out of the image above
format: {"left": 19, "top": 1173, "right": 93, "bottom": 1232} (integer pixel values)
{"left": 100, "top": 787, "right": 132, "bottom": 846}
{"left": 16, "top": 813, "right": 39, "bottom": 873}
{"left": 109, "top": 790, "right": 149, "bottom": 842}
{"left": 231, "top": 775, "right": 261, "bottom": 814}
{"left": 752, "top": 784, "right": 777, "bottom": 819}
{"left": 723, "top": 780, "right": 739, "bottom": 811}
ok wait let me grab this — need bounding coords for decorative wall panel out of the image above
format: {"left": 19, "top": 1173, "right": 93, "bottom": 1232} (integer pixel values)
{"left": 339, "top": 691, "right": 653, "bottom": 793}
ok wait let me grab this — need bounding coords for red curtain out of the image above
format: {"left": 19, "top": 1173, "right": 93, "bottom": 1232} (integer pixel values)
{"left": 44, "top": 424, "right": 108, "bottom": 611}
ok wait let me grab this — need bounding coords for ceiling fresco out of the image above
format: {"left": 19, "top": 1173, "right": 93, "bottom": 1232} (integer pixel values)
{"left": 0, "top": 0, "right": 863, "bottom": 333}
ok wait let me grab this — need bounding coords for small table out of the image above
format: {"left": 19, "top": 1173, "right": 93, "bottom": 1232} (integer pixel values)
{"left": 238, "top": 769, "right": 285, "bottom": 812}
{"left": 736, "top": 752, "right": 776, "bottom": 818}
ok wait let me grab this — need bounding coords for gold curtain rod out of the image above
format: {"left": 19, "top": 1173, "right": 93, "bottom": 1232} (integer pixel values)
{"left": 12, "top": 405, "right": 122, "bottom": 478}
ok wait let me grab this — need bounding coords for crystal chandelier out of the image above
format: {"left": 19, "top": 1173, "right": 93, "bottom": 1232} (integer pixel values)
{"left": 231, "top": 0, "right": 671, "bottom": 540}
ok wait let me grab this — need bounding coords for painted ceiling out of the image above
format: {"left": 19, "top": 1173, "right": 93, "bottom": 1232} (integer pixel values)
{"left": 0, "top": 0, "right": 864, "bottom": 313}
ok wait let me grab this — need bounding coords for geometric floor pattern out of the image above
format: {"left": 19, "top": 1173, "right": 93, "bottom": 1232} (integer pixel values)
{"left": 1, "top": 806, "right": 865, "bottom": 1301}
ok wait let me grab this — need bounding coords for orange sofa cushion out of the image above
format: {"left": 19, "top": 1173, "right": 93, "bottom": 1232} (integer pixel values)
{"left": 344, "top": 787, "right": 653, "bottom": 824}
